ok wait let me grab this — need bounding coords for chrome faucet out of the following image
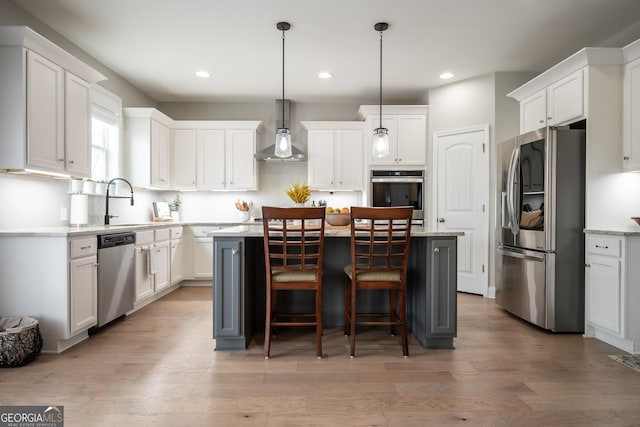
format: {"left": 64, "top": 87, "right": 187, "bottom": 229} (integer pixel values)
{"left": 104, "top": 177, "right": 135, "bottom": 225}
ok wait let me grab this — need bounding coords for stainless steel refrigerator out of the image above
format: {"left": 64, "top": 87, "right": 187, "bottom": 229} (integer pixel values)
{"left": 496, "top": 124, "right": 585, "bottom": 332}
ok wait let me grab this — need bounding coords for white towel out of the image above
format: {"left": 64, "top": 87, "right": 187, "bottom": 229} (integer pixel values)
{"left": 142, "top": 245, "right": 156, "bottom": 275}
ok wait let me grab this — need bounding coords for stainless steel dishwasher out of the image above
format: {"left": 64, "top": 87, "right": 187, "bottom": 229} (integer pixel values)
{"left": 95, "top": 232, "right": 135, "bottom": 328}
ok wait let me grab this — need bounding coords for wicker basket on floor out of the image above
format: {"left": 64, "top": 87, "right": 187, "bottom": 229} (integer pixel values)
{"left": 0, "top": 317, "right": 43, "bottom": 368}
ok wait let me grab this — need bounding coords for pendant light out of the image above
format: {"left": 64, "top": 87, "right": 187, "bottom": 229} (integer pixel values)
{"left": 372, "top": 22, "right": 389, "bottom": 158}
{"left": 275, "top": 21, "right": 292, "bottom": 158}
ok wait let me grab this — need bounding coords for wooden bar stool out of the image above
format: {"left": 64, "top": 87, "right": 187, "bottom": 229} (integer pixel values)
{"left": 262, "top": 206, "right": 326, "bottom": 359}
{"left": 344, "top": 206, "right": 413, "bottom": 358}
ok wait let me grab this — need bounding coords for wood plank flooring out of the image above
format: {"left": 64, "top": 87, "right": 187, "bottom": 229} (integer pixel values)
{"left": 2, "top": 287, "right": 639, "bottom": 426}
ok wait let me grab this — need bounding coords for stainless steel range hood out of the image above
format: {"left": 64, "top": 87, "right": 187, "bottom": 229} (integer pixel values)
{"left": 255, "top": 99, "right": 306, "bottom": 162}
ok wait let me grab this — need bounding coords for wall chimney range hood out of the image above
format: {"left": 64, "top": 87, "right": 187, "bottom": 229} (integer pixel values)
{"left": 255, "top": 100, "right": 306, "bottom": 161}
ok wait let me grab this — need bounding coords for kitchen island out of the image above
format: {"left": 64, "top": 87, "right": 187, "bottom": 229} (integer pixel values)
{"left": 210, "top": 224, "right": 462, "bottom": 351}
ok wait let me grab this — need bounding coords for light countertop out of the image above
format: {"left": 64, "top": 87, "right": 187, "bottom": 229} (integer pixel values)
{"left": 584, "top": 227, "right": 640, "bottom": 236}
{"left": 208, "top": 223, "right": 463, "bottom": 238}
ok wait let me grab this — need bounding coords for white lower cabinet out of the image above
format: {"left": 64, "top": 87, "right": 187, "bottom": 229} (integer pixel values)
{"left": 69, "top": 237, "right": 98, "bottom": 335}
{"left": 0, "top": 234, "right": 100, "bottom": 353}
{"left": 154, "top": 228, "right": 171, "bottom": 292}
{"left": 193, "top": 237, "right": 214, "bottom": 278}
{"left": 170, "top": 227, "right": 184, "bottom": 285}
{"left": 585, "top": 233, "right": 640, "bottom": 353}
{"left": 134, "top": 227, "right": 178, "bottom": 308}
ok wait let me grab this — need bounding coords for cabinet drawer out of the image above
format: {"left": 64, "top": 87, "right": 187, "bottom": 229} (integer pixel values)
{"left": 586, "top": 236, "right": 621, "bottom": 258}
{"left": 155, "top": 228, "right": 171, "bottom": 242}
{"left": 170, "top": 227, "right": 183, "bottom": 239}
{"left": 70, "top": 237, "right": 97, "bottom": 258}
{"left": 136, "top": 230, "right": 154, "bottom": 245}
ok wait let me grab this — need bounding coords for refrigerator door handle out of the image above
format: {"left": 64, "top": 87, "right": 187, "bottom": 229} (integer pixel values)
{"left": 497, "top": 246, "right": 545, "bottom": 262}
{"left": 506, "top": 147, "right": 520, "bottom": 236}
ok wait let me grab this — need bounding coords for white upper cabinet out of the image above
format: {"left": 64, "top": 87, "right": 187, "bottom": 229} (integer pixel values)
{"left": 302, "top": 121, "right": 365, "bottom": 191}
{"left": 623, "top": 40, "right": 640, "bottom": 172}
{"left": 357, "top": 105, "right": 428, "bottom": 167}
{"left": 518, "top": 70, "right": 584, "bottom": 134}
{"left": 172, "top": 121, "right": 261, "bottom": 191}
{"left": 124, "top": 108, "right": 173, "bottom": 189}
{"left": 0, "top": 26, "right": 105, "bottom": 177}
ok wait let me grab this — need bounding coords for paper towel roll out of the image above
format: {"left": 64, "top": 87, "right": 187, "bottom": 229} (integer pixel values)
{"left": 69, "top": 194, "right": 89, "bottom": 225}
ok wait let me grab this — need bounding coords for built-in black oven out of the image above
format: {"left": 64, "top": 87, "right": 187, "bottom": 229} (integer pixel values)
{"left": 369, "top": 170, "right": 424, "bottom": 222}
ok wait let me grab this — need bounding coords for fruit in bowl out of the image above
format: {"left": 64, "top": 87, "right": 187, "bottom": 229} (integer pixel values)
{"left": 325, "top": 207, "right": 351, "bottom": 226}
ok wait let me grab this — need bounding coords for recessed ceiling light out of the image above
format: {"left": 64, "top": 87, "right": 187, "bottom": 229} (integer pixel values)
{"left": 195, "top": 70, "right": 210, "bottom": 78}
{"left": 318, "top": 72, "right": 333, "bottom": 79}
{"left": 440, "top": 72, "right": 454, "bottom": 80}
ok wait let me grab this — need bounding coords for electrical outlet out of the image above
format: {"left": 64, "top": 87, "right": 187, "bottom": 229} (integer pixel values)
{"left": 60, "top": 207, "right": 68, "bottom": 221}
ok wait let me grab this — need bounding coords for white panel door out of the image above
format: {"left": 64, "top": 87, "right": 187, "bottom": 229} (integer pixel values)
{"left": 150, "top": 120, "right": 170, "bottom": 188}
{"left": 69, "top": 255, "right": 98, "bottom": 334}
{"left": 435, "top": 125, "right": 489, "bottom": 295}
{"left": 520, "top": 90, "right": 546, "bottom": 134}
{"left": 547, "top": 69, "right": 583, "bottom": 126}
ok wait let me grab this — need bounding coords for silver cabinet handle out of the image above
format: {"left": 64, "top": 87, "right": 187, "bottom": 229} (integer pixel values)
{"left": 595, "top": 245, "right": 609, "bottom": 249}
{"left": 539, "top": 119, "right": 544, "bottom": 124}
{"left": 624, "top": 156, "right": 630, "bottom": 160}
{"left": 434, "top": 248, "right": 440, "bottom": 253}
{"left": 585, "top": 264, "right": 591, "bottom": 268}
{"left": 547, "top": 116, "right": 552, "bottom": 120}
{"left": 80, "top": 245, "right": 91, "bottom": 250}
{"left": 438, "top": 218, "right": 445, "bottom": 223}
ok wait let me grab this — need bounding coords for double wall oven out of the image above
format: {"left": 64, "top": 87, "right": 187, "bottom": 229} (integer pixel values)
{"left": 369, "top": 170, "right": 424, "bottom": 222}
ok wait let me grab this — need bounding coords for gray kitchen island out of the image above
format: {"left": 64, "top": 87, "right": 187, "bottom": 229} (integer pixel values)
{"left": 209, "top": 224, "right": 462, "bottom": 351}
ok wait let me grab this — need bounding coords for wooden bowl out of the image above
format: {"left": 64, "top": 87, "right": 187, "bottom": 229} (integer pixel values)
{"left": 326, "top": 212, "right": 351, "bottom": 226}
{"left": 632, "top": 217, "right": 640, "bottom": 226}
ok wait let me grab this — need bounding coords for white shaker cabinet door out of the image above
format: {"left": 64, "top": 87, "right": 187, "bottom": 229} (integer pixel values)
{"left": 226, "top": 129, "right": 256, "bottom": 190}
{"left": 64, "top": 72, "right": 92, "bottom": 176}
{"left": 154, "top": 240, "right": 171, "bottom": 292}
{"left": 520, "top": 90, "right": 546, "bottom": 134}
{"left": 308, "top": 130, "right": 335, "bottom": 189}
{"left": 150, "top": 119, "right": 170, "bottom": 188}
{"left": 69, "top": 255, "right": 98, "bottom": 335}
{"left": 397, "top": 115, "right": 426, "bottom": 166}
{"left": 199, "top": 129, "right": 226, "bottom": 190}
{"left": 26, "top": 50, "right": 65, "bottom": 172}
{"left": 546, "top": 69, "right": 584, "bottom": 127}
{"left": 336, "top": 129, "right": 363, "bottom": 190}
{"left": 624, "top": 57, "right": 640, "bottom": 171}
{"left": 173, "top": 129, "right": 197, "bottom": 189}
{"left": 586, "top": 254, "right": 621, "bottom": 335}
{"left": 170, "top": 239, "right": 183, "bottom": 285}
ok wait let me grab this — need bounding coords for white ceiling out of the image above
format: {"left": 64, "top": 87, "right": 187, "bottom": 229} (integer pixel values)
{"left": 11, "top": 0, "right": 640, "bottom": 103}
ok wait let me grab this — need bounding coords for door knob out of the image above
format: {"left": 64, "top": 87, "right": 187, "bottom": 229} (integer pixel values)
{"left": 438, "top": 218, "right": 445, "bottom": 223}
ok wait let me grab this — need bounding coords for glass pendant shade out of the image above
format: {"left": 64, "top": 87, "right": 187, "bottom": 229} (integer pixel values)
{"left": 275, "top": 128, "right": 292, "bottom": 158}
{"left": 372, "top": 127, "right": 389, "bottom": 158}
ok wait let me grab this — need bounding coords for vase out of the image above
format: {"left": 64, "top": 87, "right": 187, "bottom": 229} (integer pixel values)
{"left": 82, "top": 180, "right": 96, "bottom": 194}
{"left": 294, "top": 202, "right": 305, "bottom": 207}
{"left": 237, "top": 211, "right": 250, "bottom": 222}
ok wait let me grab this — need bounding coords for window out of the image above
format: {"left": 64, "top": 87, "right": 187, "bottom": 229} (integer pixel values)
{"left": 91, "top": 86, "right": 122, "bottom": 181}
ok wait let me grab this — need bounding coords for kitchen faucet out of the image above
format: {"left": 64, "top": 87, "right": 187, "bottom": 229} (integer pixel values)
{"left": 104, "top": 177, "right": 135, "bottom": 225}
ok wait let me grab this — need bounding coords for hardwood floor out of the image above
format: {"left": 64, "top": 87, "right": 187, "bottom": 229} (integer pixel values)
{"left": 2, "top": 287, "right": 639, "bottom": 426}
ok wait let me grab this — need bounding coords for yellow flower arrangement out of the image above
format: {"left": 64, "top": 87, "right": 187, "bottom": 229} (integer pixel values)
{"left": 285, "top": 181, "right": 311, "bottom": 204}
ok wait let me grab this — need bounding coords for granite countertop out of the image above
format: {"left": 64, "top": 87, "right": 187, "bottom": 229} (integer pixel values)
{"left": 0, "top": 221, "right": 249, "bottom": 237}
{"left": 584, "top": 227, "right": 640, "bottom": 236}
{"left": 208, "top": 223, "right": 464, "bottom": 238}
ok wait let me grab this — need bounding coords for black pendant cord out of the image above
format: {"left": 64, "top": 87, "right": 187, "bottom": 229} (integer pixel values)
{"left": 282, "top": 30, "right": 285, "bottom": 130}
{"left": 379, "top": 29, "right": 383, "bottom": 130}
